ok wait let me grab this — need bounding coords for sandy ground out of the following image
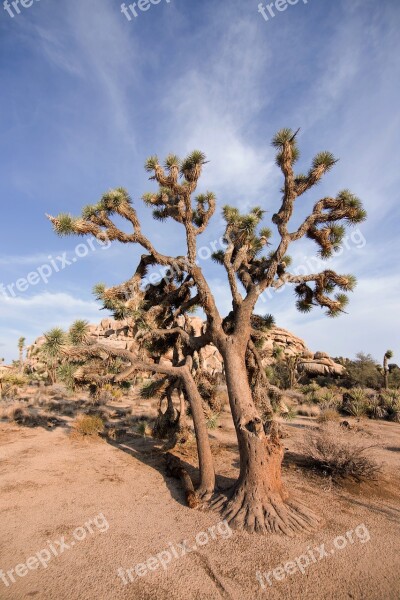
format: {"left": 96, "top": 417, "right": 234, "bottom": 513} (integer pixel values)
{"left": 0, "top": 404, "right": 400, "bottom": 600}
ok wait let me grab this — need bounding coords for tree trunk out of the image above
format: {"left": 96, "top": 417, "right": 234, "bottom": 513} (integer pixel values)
{"left": 383, "top": 357, "right": 389, "bottom": 390}
{"left": 152, "top": 385, "right": 179, "bottom": 440}
{"left": 182, "top": 370, "right": 215, "bottom": 499}
{"left": 216, "top": 343, "right": 320, "bottom": 535}
{"left": 178, "top": 391, "right": 187, "bottom": 429}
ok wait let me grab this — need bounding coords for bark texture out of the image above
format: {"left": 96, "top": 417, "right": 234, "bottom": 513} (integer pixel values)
{"left": 215, "top": 343, "right": 320, "bottom": 534}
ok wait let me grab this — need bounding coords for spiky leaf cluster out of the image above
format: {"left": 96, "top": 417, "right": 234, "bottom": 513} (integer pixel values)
{"left": 272, "top": 128, "right": 300, "bottom": 166}
{"left": 295, "top": 271, "right": 356, "bottom": 317}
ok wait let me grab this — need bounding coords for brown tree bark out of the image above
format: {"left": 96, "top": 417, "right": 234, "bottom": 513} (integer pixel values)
{"left": 214, "top": 342, "right": 320, "bottom": 534}
{"left": 181, "top": 369, "right": 215, "bottom": 498}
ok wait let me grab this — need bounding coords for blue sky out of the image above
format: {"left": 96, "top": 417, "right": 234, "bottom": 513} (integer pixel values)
{"left": 0, "top": 0, "right": 399, "bottom": 363}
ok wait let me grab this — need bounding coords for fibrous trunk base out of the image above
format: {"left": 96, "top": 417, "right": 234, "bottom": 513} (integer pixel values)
{"left": 212, "top": 484, "right": 321, "bottom": 535}
{"left": 211, "top": 431, "right": 320, "bottom": 535}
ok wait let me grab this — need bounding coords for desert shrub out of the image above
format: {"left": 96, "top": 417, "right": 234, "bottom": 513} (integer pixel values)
{"left": 47, "top": 400, "right": 78, "bottom": 417}
{"left": 88, "top": 387, "right": 112, "bottom": 406}
{"left": 318, "top": 389, "right": 341, "bottom": 409}
{"left": 267, "top": 360, "right": 292, "bottom": 390}
{"left": 388, "top": 365, "right": 400, "bottom": 388}
{"left": 389, "top": 406, "right": 400, "bottom": 423}
{"left": 0, "top": 372, "right": 28, "bottom": 400}
{"left": 340, "top": 388, "right": 368, "bottom": 417}
{"left": 73, "top": 415, "right": 104, "bottom": 437}
{"left": 281, "top": 405, "right": 297, "bottom": 421}
{"left": 365, "top": 396, "right": 388, "bottom": 420}
{"left": 313, "top": 375, "right": 341, "bottom": 387}
{"left": 317, "top": 408, "right": 340, "bottom": 423}
{"left": 342, "top": 353, "right": 382, "bottom": 389}
{"left": 301, "top": 382, "right": 321, "bottom": 404}
{"left": 102, "top": 384, "right": 123, "bottom": 402}
{"left": 296, "top": 404, "right": 320, "bottom": 417}
{"left": 302, "top": 423, "right": 381, "bottom": 481}
{"left": 381, "top": 391, "right": 400, "bottom": 423}
{"left": 1, "top": 404, "right": 56, "bottom": 428}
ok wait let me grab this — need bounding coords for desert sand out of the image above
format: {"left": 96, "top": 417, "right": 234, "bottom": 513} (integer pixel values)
{"left": 1, "top": 398, "right": 399, "bottom": 600}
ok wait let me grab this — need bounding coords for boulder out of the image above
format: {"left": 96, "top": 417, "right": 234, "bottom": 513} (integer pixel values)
{"left": 25, "top": 318, "right": 345, "bottom": 381}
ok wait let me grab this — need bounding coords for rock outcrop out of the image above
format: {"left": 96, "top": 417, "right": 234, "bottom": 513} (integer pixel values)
{"left": 297, "top": 352, "right": 345, "bottom": 377}
{"left": 26, "top": 318, "right": 345, "bottom": 379}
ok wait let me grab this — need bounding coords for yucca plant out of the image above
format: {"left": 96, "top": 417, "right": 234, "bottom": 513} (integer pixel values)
{"left": 281, "top": 405, "right": 297, "bottom": 421}
{"left": 41, "top": 328, "right": 67, "bottom": 384}
{"left": 319, "top": 389, "right": 340, "bottom": 409}
{"left": 381, "top": 390, "right": 400, "bottom": 422}
{"left": 205, "top": 411, "right": 220, "bottom": 430}
{"left": 69, "top": 320, "right": 90, "bottom": 346}
{"left": 366, "top": 396, "right": 388, "bottom": 420}
{"left": 341, "top": 388, "right": 367, "bottom": 417}
{"left": 136, "top": 419, "right": 151, "bottom": 437}
{"left": 57, "top": 363, "right": 78, "bottom": 392}
{"left": 301, "top": 382, "right": 321, "bottom": 404}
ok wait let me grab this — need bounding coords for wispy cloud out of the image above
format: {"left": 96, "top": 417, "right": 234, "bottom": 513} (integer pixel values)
{"left": 0, "top": 292, "right": 105, "bottom": 362}
{"left": 0, "top": 0, "right": 398, "bottom": 364}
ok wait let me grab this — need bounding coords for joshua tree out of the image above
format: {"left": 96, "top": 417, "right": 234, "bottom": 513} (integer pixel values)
{"left": 69, "top": 320, "right": 90, "bottom": 346}
{"left": 41, "top": 328, "right": 67, "bottom": 384}
{"left": 18, "top": 337, "right": 25, "bottom": 372}
{"left": 383, "top": 350, "right": 394, "bottom": 389}
{"left": 48, "top": 128, "right": 366, "bottom": 534}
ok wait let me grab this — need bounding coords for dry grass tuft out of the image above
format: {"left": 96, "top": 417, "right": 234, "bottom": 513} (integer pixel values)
{"left": 302, "top": 423, "right": 381, "bottom": 482}
{"left": 317, "top": 408, "right": 340, "bottom": 423}
{"left": 72, "top": 414, "right": 104, "bottom": 438}
{"left": 297, "top": 403, "right": 320, "bottom": 417}
{"left": 0, "top": 403, "right": 58, "bottom": 428}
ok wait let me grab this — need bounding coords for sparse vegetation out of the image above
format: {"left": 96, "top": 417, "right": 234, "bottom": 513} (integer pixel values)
{"left": 72, "top": 414, "right": 104, "bottom": 437}
{"left": 0, "top": 371, "right": 27, "bottom": 400}
{"left": 302, "top": 423, "right": 381, "bottom": 482}
{"left": 317, "top": 408, "right": 340, "bottom": 423}
{"left": 341, "top": 388, "right": 368, "bottom": 417}
{"left": 296, "top": 404, "right": 321, "bottom": 417}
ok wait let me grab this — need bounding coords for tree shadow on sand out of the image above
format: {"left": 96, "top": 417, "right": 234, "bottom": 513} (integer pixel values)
{"left": 104, "top": 433, "right": 234, "bottom": 507}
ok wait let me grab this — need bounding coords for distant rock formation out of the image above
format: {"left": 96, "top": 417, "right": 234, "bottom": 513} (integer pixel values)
{"left": 297, "top": 351, "right": 345, "bottom": 377}
{"left": 26, "top": 318, "right": 345, "bottom": 379}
